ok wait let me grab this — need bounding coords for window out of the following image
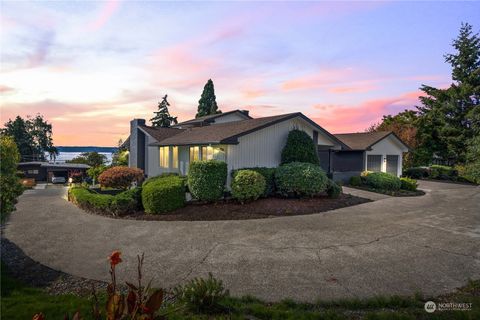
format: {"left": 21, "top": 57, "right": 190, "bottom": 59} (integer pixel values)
{"left": 27, "top": 169, "right": 39, "bottom": 174}
{"left": 213, "top": 146, "right": 226, "bottom": 161}
{"left": 189, "top": 146, "right": 200, "bottom": 161}
{"left": 159, "top": 146, "right": 169, "bottom": 168}
{"left": 367, "top": 155, "right": 382, "bottom": 172}
{"left": 201, "top": 146, "right": 214, "bottom": 160}
{"left": 172, "top": 146, "right": 178, "bottom": 169}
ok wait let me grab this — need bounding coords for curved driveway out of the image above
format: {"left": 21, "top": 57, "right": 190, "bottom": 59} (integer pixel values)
{"left": 3, "top": 181, "right": 480, "bottom": 302}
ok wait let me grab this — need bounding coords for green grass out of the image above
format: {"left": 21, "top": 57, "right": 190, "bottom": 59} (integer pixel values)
{"left": 1, "top": 262, "right": 96, "bottom": 319}
{"left": 2, "top": 261, "right": 479, "bottom": 319}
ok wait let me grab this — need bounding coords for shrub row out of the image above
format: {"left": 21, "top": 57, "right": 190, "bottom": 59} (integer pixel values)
{"left": 275, "top": 162, "right": 328, "bottom": 197}
{"left": 349, "top": 171, "right": 418, "bottom": 192}
{"left": 69, "top": 187, "right": 142, "bottom": 215}
{"left": 142, "top": 175, "right": 186, "bottom": 214}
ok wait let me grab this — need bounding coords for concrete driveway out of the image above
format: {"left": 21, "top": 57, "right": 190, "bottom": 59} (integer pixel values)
{"left": 2, "top": 181, "right": 479, "bottom": 302}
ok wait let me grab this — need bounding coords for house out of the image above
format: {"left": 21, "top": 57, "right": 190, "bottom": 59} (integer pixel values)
{"left": 330, "top": 131, "right": 410, "bottom": 181}
{"left": 18, "top": 162, "right": 90, "bottom": 182}
{"left": 126, "top": 110, "right": 408, "bottom": 184}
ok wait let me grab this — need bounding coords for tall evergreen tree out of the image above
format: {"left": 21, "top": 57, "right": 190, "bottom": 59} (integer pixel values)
{"left": 416, "top": 23, "right": 480, "bottom": 165}
{"left": 150, "top": 95, "right": 178, "bottom": 127}
{"left": 1, "top": 114, "right": 57, "bottom": 162}
{"left": 196, "top": 79, "right": 221, "bottom": 118}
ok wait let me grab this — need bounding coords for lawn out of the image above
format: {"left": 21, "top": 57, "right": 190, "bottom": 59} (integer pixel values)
{"left": 2, "top": 262, "right": 479, "bottom": 320}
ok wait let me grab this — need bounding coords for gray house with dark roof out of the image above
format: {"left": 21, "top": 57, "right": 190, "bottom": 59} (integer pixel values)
{"left": 127, "top": 110, "right": 408, "bottom": 184}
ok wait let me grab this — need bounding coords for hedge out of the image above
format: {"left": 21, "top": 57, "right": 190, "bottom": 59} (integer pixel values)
{"left": 231, "top": 167, "right": 276, "bottom": 197}
{"left": 275, "top": 162, "right": 328, "bottom": 197}
{"left": 281, "top": 129, "right": 319, "bottom": 165}
{"left": 403, "top": 167, "right": 430, "bottom": 179}
{"left": 142, "top": 175, "right": 185, "bottom": 214}
{"left": 98, "top": 166, "right": 144, "bottom": 189}
{"left": 365, "top": 172, "right": 401, "bottom": 191}
{"left": 231, "top": 170, "right": 266, "bottom": 203}
{"left": 326, "top": 179, "right": 342, "bottom": 198}
{"left": 400, "top": 177, "right": 418, "bottom": 191}
{"left": 69, "top": 187, "right": 142, "bottom": 215}
{"left": 430, "top": 165, "right": 458, "bottom": 180}
{"left": 187, "top": 160, "right": 227, "bottom": 202}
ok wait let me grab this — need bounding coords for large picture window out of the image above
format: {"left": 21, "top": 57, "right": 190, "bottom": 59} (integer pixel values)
{"left": 172, "top": 146, "right": 178, "bottom": 169}
{"left": 189, "top": 146, "right": 200, "bottom": 161}
{"left": 159, "top": 146, "right": 169, "bottom": 168}
{"left": 201, "top": 146, "right": 214, "bottom": 160}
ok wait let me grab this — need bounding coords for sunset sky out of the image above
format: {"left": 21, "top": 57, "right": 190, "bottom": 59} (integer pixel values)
{"left": 1, "top": 1, "right": 479, "bottom": 146}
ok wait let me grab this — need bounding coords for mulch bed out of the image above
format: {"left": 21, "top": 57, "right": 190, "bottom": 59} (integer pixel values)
{"left": 113, "top": 193, "right": 371, "bottom": 221}
{"left": 347, "top": 185, "right": 426, "bottom": 197}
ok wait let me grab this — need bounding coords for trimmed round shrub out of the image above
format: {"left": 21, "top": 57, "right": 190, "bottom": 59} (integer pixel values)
{"left": 275, "top": 162, "right": 328, "bottom": 197}
{"left": 365, "top": 172, "right": 401, "bottom": 191}
{"left": 142, "top": 175, "right": 185, "bottom": 214}
{"left": 98, "top": 166, "right": 144, "bottom": 189}
{"left": 231, "top": 170, "right": 266, "bottom": 203}
{"left": 281, "top": 129, "right": 319, "bottom": 165}
{"left": 326, "top": 179, "right": 342, "bottom": 198}
{"left": 400, "top": 177, "right": 418, "bottom": 191}
{"left": 231, "top": 167, "right": 275, "bottom": 197}
{"left": 349, "top": 176, "right": 362, "bottom": 186}
{"left": 403, "top": 167, "right": 430, "bottom": 179}
{"left": 187, "top": 160, "right": 227, "bottom": 202}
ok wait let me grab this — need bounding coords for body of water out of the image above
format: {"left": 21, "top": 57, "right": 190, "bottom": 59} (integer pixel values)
{"left": 45, "top": 146, "right": 118, "bottom": 164}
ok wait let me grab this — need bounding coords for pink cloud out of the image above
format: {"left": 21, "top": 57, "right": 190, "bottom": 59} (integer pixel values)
{"left": 310, "top": 91, "right": 425, "bottom": 133}
{"left": 327, "top": 83, "right": 378, "bottom": 94}
{"left": 87, "top": 0, "right": 121, "bottom": 31}
{"left": 282, "top": 68, "right": 357, "bottom": 91}
{"left": 0, "top": 85, "right": 15, "bottom": 93}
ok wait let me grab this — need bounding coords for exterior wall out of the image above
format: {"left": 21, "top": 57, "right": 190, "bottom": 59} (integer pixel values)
{"left": 225, "top": 116, "right": 338, "bottom": 186}
{"left": 18, "top": 164, "right": 47, "bottom": 181}
{"left": 212, "top": 112, "right": 249, "bottom": 124}
{"left": 129, "top": 119, "right": 146, "bottom": 171}
{"left": 364, "top": 135, "right": 406, "bottom": 177}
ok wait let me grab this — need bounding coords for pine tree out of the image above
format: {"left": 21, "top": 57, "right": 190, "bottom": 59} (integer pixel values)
{"left": 416, "top": 23, "right": 480, "bottom": 165}
{"left": 196, "top": 79, "right": 221, "bottom": 118}
{"left": 150, "top": 95, "right": 178, "bottom": 127}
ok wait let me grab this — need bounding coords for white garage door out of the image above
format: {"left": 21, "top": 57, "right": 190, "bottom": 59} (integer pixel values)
{"left": 386, "top": 155, "right": 399, "bottom": 176}
{"left": 367, "top": 155, "right": 382, "bottom": 172}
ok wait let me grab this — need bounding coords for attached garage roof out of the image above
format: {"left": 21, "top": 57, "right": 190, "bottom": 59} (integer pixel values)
{"left": 334, "top": 131, "right": 409, "bottom": 151}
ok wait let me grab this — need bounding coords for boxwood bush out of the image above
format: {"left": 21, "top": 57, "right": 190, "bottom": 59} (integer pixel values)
{"left": 188, "top": 160, "right": 227, "bottom": 202}
{"left": 349, "top": 176, "right": 362, "bottom": 186}
{"left": 69, "top": 187, "right": 142, "bottom": 215}
{"left": 400, "top": 177, "right": 418, "bottom": 191}
{"left": 142, "top": 175, "right": 185, "bottom": 214}
{"left": 231, "top": 170, "right": 266, "bottom": 203}
{"left": 326, "top": 179, "right": 342, "bottom": 198}
{"left": 281, "top": 129, "right": 319, "bottom": 165}
{"left": 231, "top": 167, "right": 276, "bottom": 197}
{"left": 275, "top": 162, "right": 328, "bottom": 197}
{"left": 365, "top": 172, "right": 401, "bottom": 191}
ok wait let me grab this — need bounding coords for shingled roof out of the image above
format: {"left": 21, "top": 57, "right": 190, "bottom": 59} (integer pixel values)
{"left": 139, "top": 125, "right": 184, "bottom": 141}
{"left": 152, "top": 113, "right": 299, "bottom": 146}
{"left": 173, "top": 110, "right": 252, "bottom": 127}
{"left": 334, "top": 131, "right": 408, "bottom": 150}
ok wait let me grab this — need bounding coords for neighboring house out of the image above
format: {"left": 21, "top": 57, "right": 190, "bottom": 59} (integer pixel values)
{"left": 18, "top": 162, "right": 90, "bottom": 182}
{"left": 331, "top": 131, "right": 409, "bottom": 181}
{"left": 126, "top": 110, "right": 408, "bottom": 184}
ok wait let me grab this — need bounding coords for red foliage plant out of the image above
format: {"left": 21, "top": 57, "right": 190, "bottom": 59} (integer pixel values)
{"left": 98, "top": 166, "right": 144, "bottom": 190}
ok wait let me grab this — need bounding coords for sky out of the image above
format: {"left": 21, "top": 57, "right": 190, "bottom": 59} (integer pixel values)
{"left": 1, "top": 1, "right": 479, "bottom": 146}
